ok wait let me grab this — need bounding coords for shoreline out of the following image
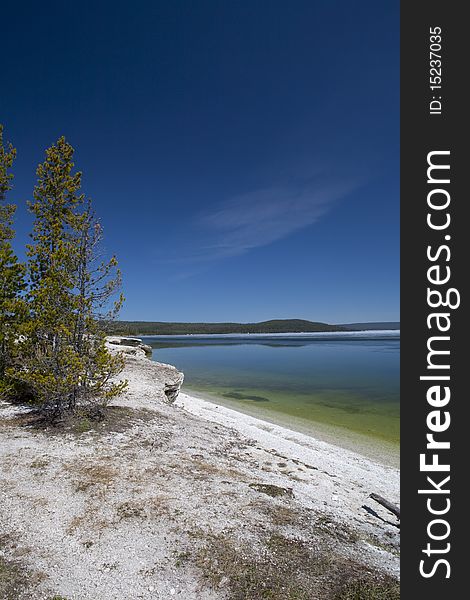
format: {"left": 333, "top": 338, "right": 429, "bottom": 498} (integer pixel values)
{"left": 0, "top": 347, "right": 400, "bottom": 599}
{"left": 109, "top": 348, "right": 400, "bottom": 541}
{"left": 179, "top": 385, "right": 400, "bottom": 469}
{"left": 124, "top": 354, "right": 400, "bottom": 539}
{"left": 143, "top": 329, "right": 399, "bottom": 467}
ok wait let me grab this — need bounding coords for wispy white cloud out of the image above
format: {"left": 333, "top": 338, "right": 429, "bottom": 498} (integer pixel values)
{"left": 160, "top": 171, "right": 361, "bottom": 276}
{"left": 196, "top": 176, "right": 358, "bottom": 260}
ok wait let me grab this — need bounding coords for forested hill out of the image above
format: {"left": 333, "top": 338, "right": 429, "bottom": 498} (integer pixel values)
{"left": 109, "top": 319, "right": 347, "bottom": 336}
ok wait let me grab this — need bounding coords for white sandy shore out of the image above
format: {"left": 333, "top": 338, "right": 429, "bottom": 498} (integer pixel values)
{"left": 0, "top": 345, "right": 400, "bottom": 599}
{"left": 179, "top": 386, "right": 400, "bottom": 469}
{"left": 175, "top": 389, "right": 400, "bottom": 526}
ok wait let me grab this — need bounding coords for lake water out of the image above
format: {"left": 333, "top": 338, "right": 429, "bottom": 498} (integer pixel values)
{"left": 147, "top": 332, "right": 400, "bottom": 460}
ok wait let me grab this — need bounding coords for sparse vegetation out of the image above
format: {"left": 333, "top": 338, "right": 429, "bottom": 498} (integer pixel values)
{"left": 65, "top": 460, "right": 118, "bottom": 493}
{"left": 187, "top": 533, "right": 400, "bottom": 600}
{"left": 30, "top": 458, "right": 49, "bottom": 469}
{"left": 76, "top": 418, "right": 92, "bottom": 433}
{"left": 334, "top": 576, "right": 400, "bottom": 600}
{"left": 190, "top": 532, "right": 399, "bottom": 600}
{"left": 0, "top": 535, "right": 46, "bottom": 600}
{"left": 249, "top": 482, "right": 293, "bottom": 497}
{"left": 0, "top": 554, "right": 28, "bottom": 600}
{"left": 116, "top": 496, "right": 168, "bottom": 521}
{"left": 1, "top": 404, "right": 159, "bottom": 437}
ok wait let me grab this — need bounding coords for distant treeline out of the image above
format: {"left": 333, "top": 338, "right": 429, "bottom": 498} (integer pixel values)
{"left": 340, "top": 322, "right": 400, "bottom": 331}
{"left": 108, "top": 319, "right": 347, "bottom": 336}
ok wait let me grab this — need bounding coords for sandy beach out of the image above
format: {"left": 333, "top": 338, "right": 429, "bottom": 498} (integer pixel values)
{"left": 0, "top": 341, "right": 400, "bottom": 599}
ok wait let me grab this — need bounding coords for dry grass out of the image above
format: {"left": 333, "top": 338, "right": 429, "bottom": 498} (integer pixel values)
{"left": 0, "top": 405, "right": 163, "bottom": 436}
{"left": 30, "top": 458, "right": 50, "bottom": 469}
{"left": 184, "top": 531, "right": 399, "bottom": 600}
{"left": 249, "top": 482, "right": 293, "bottom": 498}
{"left": 63, "top": 460, "right": 118, "bottom": 493}
{"left": 189, "top": 458, "right": 224, "bottom": 477}
{"left": 0, "top": 554, "right": 28, "bottom": 600}
{"left": 115, "top": 496, "right": 169, "bottom": 521}
{"left": 263, "top": 503, "right": 301, "bottom": 527}
{"left": 66, "top": 514, "right": 112, "bottom": 535}
{"left": 190, "top": 532, "right": 327, "bottom": 599}
{"left": 312, "top": 514, "right": 360, "bottom": 544}
{"left": 334, "top": 575, "right": 400, "bottom": 599}
{"left": 0, "top": 535, "right": 47, "bottom": 600}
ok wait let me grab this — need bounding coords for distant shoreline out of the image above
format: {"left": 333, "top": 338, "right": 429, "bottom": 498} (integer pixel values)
{"left": 108, "top": 318, "right": 400, "bottom": 337}
{"left": 139, "top": 329, "right": 400, "bottom": 339}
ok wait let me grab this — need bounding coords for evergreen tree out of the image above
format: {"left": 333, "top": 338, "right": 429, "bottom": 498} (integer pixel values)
{"left": 69, "top": 200, "right": 126, "bottom": 412}
{"left": 10, "top": 136, "right": 126, "bottom": 415}
{"left": 0, "top": 125, "right": 25, "bottom": 386}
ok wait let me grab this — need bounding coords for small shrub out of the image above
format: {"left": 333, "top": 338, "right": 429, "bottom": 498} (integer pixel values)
{"left": 76, "top": 418, "right": 92, "bottom": 433}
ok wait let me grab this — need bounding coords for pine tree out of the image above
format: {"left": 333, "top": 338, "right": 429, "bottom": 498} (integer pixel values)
{"left": 11, "top": 136, "right": 83, "bottom": 410}
{"left": 10, "top": 136, "right": 126, "bottom": 415}
{"left": 0, "top": 125, "right": 25, "bottom": 386}
{"left": 69, "top": 200, "right": 127, "bottom": 412}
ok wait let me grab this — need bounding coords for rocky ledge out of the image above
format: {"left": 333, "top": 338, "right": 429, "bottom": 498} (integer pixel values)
{"left": 106, "top": 336, "right": 184, "bottom": 403}
{"left": 106, "top": 336, "right": 153, "bottom": 358}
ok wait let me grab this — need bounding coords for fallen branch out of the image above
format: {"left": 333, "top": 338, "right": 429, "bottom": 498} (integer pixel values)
{"left": 369, "top": 493, "right": 400, "bottom": 520}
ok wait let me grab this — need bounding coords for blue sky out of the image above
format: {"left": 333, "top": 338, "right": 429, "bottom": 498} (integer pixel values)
{"left": 1, "top": 1, "right": 399, "bottom": 323}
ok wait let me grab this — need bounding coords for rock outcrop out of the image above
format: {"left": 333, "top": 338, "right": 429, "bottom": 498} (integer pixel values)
{"left": 106, "top": 336, "right": 153, "bottom": 358}
{"left": 106, "top": 336, "right": 184, "bottom": 402}
{"left": 148, "top": 360, "right": 185, "bottom": 404}
{"left": 164, "top": 378, "right": 184, "bottom": 404}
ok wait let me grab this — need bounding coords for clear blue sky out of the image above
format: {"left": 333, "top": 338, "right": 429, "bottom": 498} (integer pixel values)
{"left": 1, "top": 1, "right": 399, "bottom": 324}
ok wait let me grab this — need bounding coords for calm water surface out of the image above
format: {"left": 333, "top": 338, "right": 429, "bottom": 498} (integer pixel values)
{"left": 147, "top": 332, "right": 400, "bottom": 450}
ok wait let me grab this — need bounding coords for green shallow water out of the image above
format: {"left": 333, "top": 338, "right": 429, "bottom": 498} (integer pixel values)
{"left": 147, "top": 333, "right": 400, "bottom": 462}
{"left": 185, "top": 384, "right": 399, "bottom": 444}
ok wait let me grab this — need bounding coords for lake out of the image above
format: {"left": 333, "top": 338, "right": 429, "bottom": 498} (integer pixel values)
{"left": 146, "top": 331, "right": 400, "bottom": 461}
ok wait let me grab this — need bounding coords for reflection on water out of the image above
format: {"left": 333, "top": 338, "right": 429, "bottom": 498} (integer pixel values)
{"left": 148, "top": 331, "right": 399, "bottom": 350}
{"left": 146, "top": 333, "right": 400, "bottom": 446}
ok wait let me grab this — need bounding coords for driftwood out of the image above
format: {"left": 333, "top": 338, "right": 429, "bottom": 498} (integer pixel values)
{"left": 369, "top": 493, "right": 400, "bottom": 520}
